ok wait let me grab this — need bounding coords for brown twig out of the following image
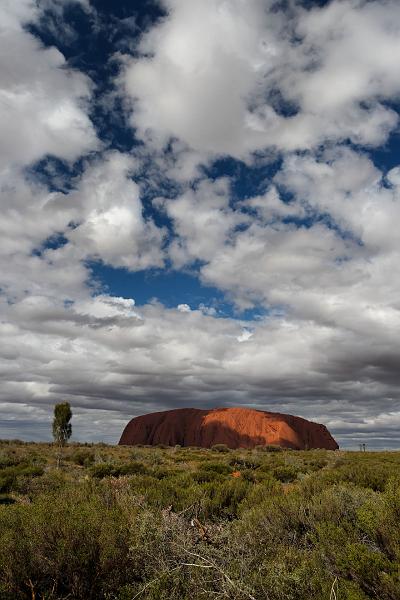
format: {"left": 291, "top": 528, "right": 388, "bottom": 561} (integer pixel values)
{"left": 27, "top": 579, "right": 36, "bottom": 600}
{"left": 330, "top": 577, "right": 338, "bottom": 600}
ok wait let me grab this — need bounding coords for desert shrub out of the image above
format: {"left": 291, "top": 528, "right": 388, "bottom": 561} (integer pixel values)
{"left": 127, "top": 472, "right": 202, "bottom": 513}
{"left": 193, "top": 469, "right": 224, "bottom": 483}
{"left": 334, "top": 461, "right": 398, "bottom": 492}
{"left": 272, "top": 464, "right": 299, "bottom": 483}
{"left": 312, "top": 522, "right": 398, "bottom": 598}
{"left": 90, "top": 463, "right": 116, "bottom": 478}
{"left": 200, "top": 478, "right": 251, "bottom": 520}
{"left": 356, "top": 477, "right": 400, "bottom": 563}
{"left": 229, "top": 455, "right": 261, "bottom": 470}
{"left": 151, "top": 466, "right": 181, "bottom": 479}
{"left": 241, "top": 469, "right": 258, "bottom": 482}
{"left": 0, "top": 482, "right": 140, "bottom": 600}
{"left": 255, "top": 444, "right": 283, "bottom": 452}
{"left": 299, "top": 458, "right": 399, "bottom": 493}
{"left": 200, "top": 461, "right": 232, "bottom": 475}
{"left": 192, "top": 461, "right": 233, "bottom": 483}
{"left": 118, "top": 461, "right": 148, "bottom": 476}
{"left": 211, "top": 444, "right": 230, "bottom": 453}
{"left": 0, "top": 464, "right": 44, "bottom": 493}
{"left": 306, "top": 458, "right": 328, "bottom": 471}
{"left": 0, "top": 453, "right": 20, "bottom": 468}
{"left": 70, "top": 449, "right": 95, "bottom": 467}
{"left": 1, "top": 443, "right": 400, "bottom": 600}
{"left": 0, "top": 476, "right": 14, "bottom": 495}
{"left": 237, "top": 477, "right": 282, "bottom": 514}
{"left": 90, "top": 461, "right": 148, "bottom": 479}
{"left": 229, "top": 483, "right": 400, "bottom": 600}
{"left": 23, "top": 469, "right": 69, "bottom": 497}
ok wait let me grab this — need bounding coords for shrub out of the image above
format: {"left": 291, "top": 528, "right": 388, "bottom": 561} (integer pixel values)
{"left": 1, "top": 442, "right": 400, "bottom": 600}
{"left": 70, "top": 449, "right": 95, "bottom": 467}
{"left": 272, "top": 464, "right": 299, "bottom": 483}
{"left": 0, "top": 464, "right": 44, "bottom": 493}
{"left": 255, "top": 444, "right": 283, "bottom": 452}
{"left": 192, "top": 469, "right": 224, "bottom": 483}
{"left": 229, "top": 456, "right": 261, "bottom": 470}
{"left": 90, "top": 463, "right": 116, "bottom": 478}
{"left": 211, "top": 444, "right": 230, "bottom": 453}
{"left": 200, "top": 462, "right": 232, "bottom": 475}
{"left": 118, "top": 461, "right": 148, "bottom": 476}
{"left": 90, "top": 461, "right": 148, "bottom": 479}
{"left": 199, "top": 478, "right": 252, "bottom": 520}
{"left": 0, "top": 482, "right": 139, "bottom": 599}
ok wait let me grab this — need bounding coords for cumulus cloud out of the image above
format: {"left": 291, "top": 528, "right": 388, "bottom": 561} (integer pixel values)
{"left": 0, "top": 0, "right": 98, "bottom": 170}
{"left": 0, "top": 151, "right": 166, "bottom": 308}
{"left": 163, "top": 148, "right": 400, "bottom": 342}
{"left": 121, "top": 0, "right": 400, "bottom": 163}
{"left": 64, "top": 152, "right": 166, "bottom": 270}
{"left": 159, "top": 177, "right": 244, "bottom": 267}
{"left": 177, "top": 303, "right": 191, "bottom": 312}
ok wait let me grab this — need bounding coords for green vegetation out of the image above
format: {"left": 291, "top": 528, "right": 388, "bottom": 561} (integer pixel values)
{"left": 52, "top": 402, "right": 72, "bottom": 448}
{"left": 0, "top": 441, "right": 399, "bottom": 599}
{"left": 52, "top": 402, "right": 72, "bottom": 468}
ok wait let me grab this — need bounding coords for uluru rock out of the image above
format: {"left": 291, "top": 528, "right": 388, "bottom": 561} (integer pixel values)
{"left": 119, "top": 407, "right": 338, "bottom": 450}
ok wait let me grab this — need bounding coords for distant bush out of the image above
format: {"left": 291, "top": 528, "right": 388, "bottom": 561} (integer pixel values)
{"left": 0, "top": 453, "right": 19, "bottom": 468}
{"left": 201, "top": 478, "right": 251, "bottom": 520}
{"left": 334, "top": 461, "right": 398, "bottom": 492}
{"left": 90, "top": 463, "right": 115, "bottom": 478}
{"left": 200, "top": 462, "right": 232, "bottom": 475}
{"left": 90, "top": 461, "right": 148, "bottom": 479}
{"left": 272, "top": 464, "right": 299, "bottom": 483}
{"left": 0, "top": 464, "right": 44, "bottom": 493}
{"left": 211, "top": 444, "right": 230, "bottom": 453}
{"left": 255, "top": 444, "right": 283, "bottom": 452}
{"left": 305, "top": 458, "right": 328, "bottom": 471}
{"left": 70, "top": 449, "right": 95, "bottom": 467}
{"left": 192, "top": 469, "right": 224, "bottom": 483}
{"left": 119, "top": 461, "right": 148, "bottom": 476}
{"left": 229, "top": 456, "right": 261, "bottom": 470}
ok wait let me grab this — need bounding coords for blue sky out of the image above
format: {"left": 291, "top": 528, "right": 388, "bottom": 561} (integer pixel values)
{"left": 1, "top": 0, "right": 400, "bottom": 448}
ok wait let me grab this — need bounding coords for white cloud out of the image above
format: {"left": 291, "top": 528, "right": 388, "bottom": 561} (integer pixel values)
{"left": 0, "top": 0, "right": 98, "bottom": 170}
{"left": 121, "top": 0, "right": 400, "bottom": 165}
{"left": 64, "top": 152, "right": 166, "bottom": 270}
{"left": 177, "top": 303, "right": 191, "bottom": 312}
{"left": 0, "top": 151, "right": 166, "bottom": 300}
{"left": 237, "top": 328, "right": 253, "bottom": 343}
{"left": 160, "top": 177, "right": 244, "bottom": 267}
{"left": 121, "top": 0, "right": 283, "bottom": 158}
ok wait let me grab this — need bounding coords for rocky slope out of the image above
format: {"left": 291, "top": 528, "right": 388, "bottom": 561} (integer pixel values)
{"left": 119, "top": 407, "right": 338, "bottom": 450}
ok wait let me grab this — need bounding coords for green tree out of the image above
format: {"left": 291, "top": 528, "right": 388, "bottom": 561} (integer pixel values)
{"left": 53, "top": 402, "right": 72, "bottom": 467}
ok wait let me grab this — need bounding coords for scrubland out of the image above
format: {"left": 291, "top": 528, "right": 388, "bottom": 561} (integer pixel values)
{"left": 0, "top": 440, "right": 399, "bottom": 600}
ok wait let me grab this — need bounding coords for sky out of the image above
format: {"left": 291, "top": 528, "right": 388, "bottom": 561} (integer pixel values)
{"left": 1, "top": 0, "right": 400, "bottom": 449}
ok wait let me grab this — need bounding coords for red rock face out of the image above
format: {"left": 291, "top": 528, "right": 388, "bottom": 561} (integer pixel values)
{"left": 118, "top": 407, "right": 339, "bottom": 450}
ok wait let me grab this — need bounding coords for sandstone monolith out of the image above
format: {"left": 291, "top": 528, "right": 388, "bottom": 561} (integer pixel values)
{"left": 119, "top": 407, "right": 338, "bottom": 450}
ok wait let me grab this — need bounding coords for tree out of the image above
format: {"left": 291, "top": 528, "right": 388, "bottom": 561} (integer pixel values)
{"left": 53, "top": 402, "right": 72, "bottom": 467}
